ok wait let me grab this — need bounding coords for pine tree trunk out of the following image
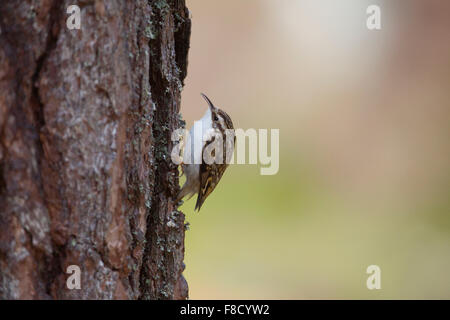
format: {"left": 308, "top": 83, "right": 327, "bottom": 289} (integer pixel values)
{"left": 0, "top": 0, "right": 190, "bottom": 300}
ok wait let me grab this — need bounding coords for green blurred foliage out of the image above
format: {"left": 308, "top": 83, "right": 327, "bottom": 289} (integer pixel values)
{"left": 180, "top": 0, "right": 450, "bottom": 299}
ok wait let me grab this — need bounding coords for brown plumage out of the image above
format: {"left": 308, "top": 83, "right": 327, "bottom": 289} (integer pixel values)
{"left": 195, "top": 94, "right": 235, "bottom": 211}
{"left": 177, "top": 93, "right": 235, "bottom": 211}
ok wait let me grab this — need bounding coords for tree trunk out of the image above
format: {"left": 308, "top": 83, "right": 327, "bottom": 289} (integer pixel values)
{"left": 0, "top": 0, "right": 190, "bottom": 300}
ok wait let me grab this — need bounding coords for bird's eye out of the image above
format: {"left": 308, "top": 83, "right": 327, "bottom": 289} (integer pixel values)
{"left": 214, "top": 114, "right": 219, "bottom": 121}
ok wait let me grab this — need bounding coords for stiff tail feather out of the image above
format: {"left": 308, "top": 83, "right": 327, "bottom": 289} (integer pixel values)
{"left": 176, "top": 186, "right": 196, "bottom": 204}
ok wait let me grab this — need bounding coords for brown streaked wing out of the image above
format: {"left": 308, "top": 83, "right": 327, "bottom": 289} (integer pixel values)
{"left": 195, "top": 161, "right": 228, "bottom": 211}
{"left": 195, "top": 134, "right": 229, "bottom": 211}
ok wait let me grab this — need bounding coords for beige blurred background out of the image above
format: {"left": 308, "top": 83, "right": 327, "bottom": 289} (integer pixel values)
{"left": 179, "top": 0, "right": 450, "bottom": 299}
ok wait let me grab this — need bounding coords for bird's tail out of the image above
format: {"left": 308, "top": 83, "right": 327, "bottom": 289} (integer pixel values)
{"left": 176, "top": 185, "right": 196, "bottom": 204}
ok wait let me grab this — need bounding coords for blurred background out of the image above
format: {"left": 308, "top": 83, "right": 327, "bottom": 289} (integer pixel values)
{"left": 179, "top": 0, "right": 450, "bottom": 299}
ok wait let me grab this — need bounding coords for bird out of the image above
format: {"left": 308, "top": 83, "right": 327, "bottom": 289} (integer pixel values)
{"left": 176, "top": 93, "right": 235, "bottom": 211}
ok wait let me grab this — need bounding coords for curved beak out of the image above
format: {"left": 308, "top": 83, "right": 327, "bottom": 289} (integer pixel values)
{"left": 201, "top": 93, "right": 216, "bottom": 111}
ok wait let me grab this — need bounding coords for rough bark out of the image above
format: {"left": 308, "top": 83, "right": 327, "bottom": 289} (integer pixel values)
{"left": 0, "top": 0, "right": 190, "bottom": 300}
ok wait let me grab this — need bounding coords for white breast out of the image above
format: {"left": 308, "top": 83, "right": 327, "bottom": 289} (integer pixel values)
{"left": 183, "top": 107, "right": 212, "bottom": 166}
{"left": 181, "top": 107, "right": 212, "bottom": 190}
